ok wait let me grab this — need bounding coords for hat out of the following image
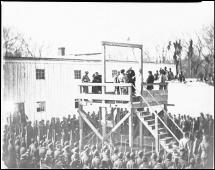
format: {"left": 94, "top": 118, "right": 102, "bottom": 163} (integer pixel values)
{"left": 114, "top": 148, "right": 119, "bottom": 154}
{"left": 138, "top": 151, "right": 143, "bottom": 157}
{"left": 130, "top": 152, "right": 135, "bottom": 160}
{"left": 125, "top": 152, "right": 130, "bottom": 158}
{"left": 118, "top": 152, "right": 123, "bottom": 159}
{"left": 166, "top": 153, "right": 172, "bottom": 160}
{"left": 142, "top": 156, "right": 148, "bottom": 162}
{"left": 85, "top": 71, "right": 89, "bottom": 74}
{"left": 151, "top": 153, "right": 157, "bottom": 160}
{"left": 94, "top": 150, "right": 99, "bottom": 157}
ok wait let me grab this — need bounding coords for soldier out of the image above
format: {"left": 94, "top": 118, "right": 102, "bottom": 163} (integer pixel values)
{"left": 7, "top": 138, "right": 17, "bottom": 168}
{"left": 126, "top": 152, "right": 137, "bottom": 169}
{"left": 149, "top": 152, "right": 157, "bottom": 168}
{"left": 91, "top": 150, "right": 101, "bottom": 169}
{"left": 164, "top": 152, "right": 173, "bottom": 168}
{"left": 81, "top": 147, "right": 92, "bottom": 168}
{"left": 101, "top": 149, "right": 113, "bottom": 169}
{"left": 135, "top": 150, "right": 143, "bottom": 167}
{"left": 178, "top": 148, "right": 188, "bottom": 169}
{"left": 46, "top": 143, "right": 54, "bottom": 158}
{"left": 123, "top": 152, "right": 130, "bottom": 166}
{"left": 70, "top": 152, "right": 82, "bottom": 169}
{"left": 139, "top": 155, "right": 150, "bottom": 169}
{"left": 62, "top": 145, "right": 72, "bottom": 168}
{"left": 19, "top": 153, "right": 30, "bottom": 168}
{"left": 153, "top": 156, "right": 165, "bottom": 169}
{"left": 113, "top": 152, "right": 125, "bottom": 169}
{"left": 15, "top": 139, "right": 21, "bottom": 168}
{"left": 111, "top": 147, "right": 119, "bottom": 164}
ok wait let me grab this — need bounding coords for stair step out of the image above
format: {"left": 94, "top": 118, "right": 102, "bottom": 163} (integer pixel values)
{"left": 160, "top": 137, "right": 173, "bottom": 142}
{"left": 158, "top": 128, "right": 166, "bottom": 132}
{"left": 159, "top": 132, "right": 169, "bottom": 138}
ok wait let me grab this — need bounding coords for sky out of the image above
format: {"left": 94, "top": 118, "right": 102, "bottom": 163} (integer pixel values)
{"left": 2, "top": 2, "right": 214, "bottom": 58}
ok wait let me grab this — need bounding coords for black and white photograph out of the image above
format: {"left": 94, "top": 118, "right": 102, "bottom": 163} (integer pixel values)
{"left": 1, "top": 1, "right": 214, "bottom": 169}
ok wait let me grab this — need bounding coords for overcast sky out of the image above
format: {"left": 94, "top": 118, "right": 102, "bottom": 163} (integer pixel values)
{"left": 2, "top": 2, "right": 214, "bottom": 57}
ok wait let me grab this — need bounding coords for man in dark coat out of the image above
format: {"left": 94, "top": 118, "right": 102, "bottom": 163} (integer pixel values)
{"left": 146, "top": 71, "right": 154, "bottom": 90}
{"left": 126, "top": 67, "right": 136, "bottom": 94}
{"left": 126, "top": 152, "right": 138, "bottom": 169}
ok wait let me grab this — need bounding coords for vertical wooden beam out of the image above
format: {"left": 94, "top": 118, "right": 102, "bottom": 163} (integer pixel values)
{"left": 79, "top": 105, "right": 83, "bottom": 151}
{"left": 100, "top": 107, "right": 106, "bottom": 145}
{"left": 139, "top": 119, "right": 143, "bottom": 149}
{"left": 155, "top": 113, "right": 159, "bottom": 155}
{"left": 129, "top": 108, "right": 134, "bottom": 149}
{"left": 140, "top": 47, "right": 143, "bottom": 95}
{"left": 103, "top": 45, "right": 106, "bottom": 84}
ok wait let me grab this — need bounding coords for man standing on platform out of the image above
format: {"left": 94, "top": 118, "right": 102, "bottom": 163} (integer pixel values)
{"left": 126, "top": 67, "right": 136, "bottom": 94}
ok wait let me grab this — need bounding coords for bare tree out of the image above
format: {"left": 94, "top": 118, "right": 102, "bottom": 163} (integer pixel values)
{"left": 3, "top": 26, "right": 49, "bottom": 58}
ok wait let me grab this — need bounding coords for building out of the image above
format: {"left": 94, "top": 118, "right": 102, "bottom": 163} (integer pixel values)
{"left": 3, "top": 49, "right": 176, "bottom": 121}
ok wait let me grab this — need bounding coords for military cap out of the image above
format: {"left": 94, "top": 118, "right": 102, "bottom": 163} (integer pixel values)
{"left": 74, "top": 142, "right": 79, "bottom": 147}
{"left": 125, "top": 152, "right": 130, "bottom": 158}
{"left": 94, "top": 150, "right": 99, "bottom": 157}
{"left": 20, "top": 153, "right": 28, "bottom": 160}
{"left": 113, "top": 148, "right": 119, "bottom": 154}
{"left": 166, "top": 152, "right": 172, "bottom": 160}
{"left": 118, "top": 152, "right": 123, "bottom": 159}
{"left": 84, "top": 145, "right": 89, "bottom": 150}
{"left": 105, "top": 149, "right": 110, "bottom": 155}
{"left": 91, "top": 145, "right": 96, "bottom": 151}
{"left": 138, "top": 151, "right": 143, "bottom": 157}
{"left": 151, "top": 153, "right": 157, "bottom": 160}
{"left": 74, "top": 147, "right": 79, "bottom": 153}
{"left": 64, "top": 141, "right": 69, "bottom": 146}
{"left": 74, "top": 152, "right": 79, "bottom": 159}
{"left": 130, "top": 152, "right": 135, "bottom": 160}
{"left": 63, "top": 145, "right": 70, "bottom": 151}
{"left": 142, "top": 155, "right": 148, "bottom": 162}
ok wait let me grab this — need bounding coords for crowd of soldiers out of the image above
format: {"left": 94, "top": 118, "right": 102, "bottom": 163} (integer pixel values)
{"left": 2, "top": 110, "right": 214, "bottom": 169}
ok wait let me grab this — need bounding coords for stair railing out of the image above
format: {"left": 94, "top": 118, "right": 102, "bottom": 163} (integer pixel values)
{"left": 141, "top": 83, "right": 184, "bottom": 139}
{"left": 132, "top": 84, "right": 180, "bottom": 143}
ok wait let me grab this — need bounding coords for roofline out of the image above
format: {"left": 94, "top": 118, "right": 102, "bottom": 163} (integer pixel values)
{"left": 3, "top": 56, "right": 101, "bottom": 62}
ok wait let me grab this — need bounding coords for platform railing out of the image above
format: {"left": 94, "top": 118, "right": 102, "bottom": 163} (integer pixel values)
{"left": 78, "top": 83, "right": 133, "bottom": 102}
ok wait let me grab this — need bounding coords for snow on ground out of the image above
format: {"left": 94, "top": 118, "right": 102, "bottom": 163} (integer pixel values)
{"left": 168, "top": 80, "right": 214, "bottom": 118}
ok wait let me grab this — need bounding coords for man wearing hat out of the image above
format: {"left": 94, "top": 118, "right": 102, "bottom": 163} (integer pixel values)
{"left": 164, "top": 152, "right": 173, "bottom": 168}
{"left": 91, "top": 150, "right": 101, "bottom": 169}
{"left": 101, "top": 149, "right": 113, "bottom": 169}
{"left": 146, "top": 71, "right": 154, "bottom": 90}
{"left": 135, "top": 151, "right": 143, "bottom": 167}
{"left": 70, "top": 152, "right": 82, "bottom": 169}
{"left": 139, "top": 155, "right": 150, "bottom": 169}
{"left": 82, "top": 71, "right": 90, "bottom": 93}
{"left": 178, "top": 148, "right": 188, "bottom": 169}
{"left": 62, "top": 145, "right": 72, "bottom": 168}
{"left": 149, "top": 152, "right": 158, "bottom": 168}
{"left": 113, "top": 152, "right": 125, "bottom": 169}
{"left": 126, "top": 152, "right": 137, "bottom": 169}
{"left": 111, "top": 147, "right": 119, "bottom": 163}
{"left": 81, "top": 146, "right": 91, "bottom": 169}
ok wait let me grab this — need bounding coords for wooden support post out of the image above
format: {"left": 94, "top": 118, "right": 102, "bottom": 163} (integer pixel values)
{"left": 155, "top": 114, "right": 159, "bottom": 155}
{"left": 79, "top": 105, "right": 83, "bottom": 151}
{"left": 139, "top": 119, "right": 143, "bottom": 149}
{"left": 129, "top": 108, "right": 134, "bottom": 149}
{"left": 100, "top": 107, "right": 106, "bottom": 145}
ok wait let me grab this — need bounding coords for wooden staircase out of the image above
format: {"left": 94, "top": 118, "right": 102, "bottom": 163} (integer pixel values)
{"left": 136, "top": 109, "right": 179, "bottom": 153}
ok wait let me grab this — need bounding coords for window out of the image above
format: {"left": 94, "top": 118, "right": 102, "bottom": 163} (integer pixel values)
{"left": 75, "top": 99, "right": 79, "bottom": 108}
{"left": 112, "top": 70, "right": 117, "bottom": 77}
{"left": 74, "top": 70, "right": 81, "bottom": 79}
{"left": 36, "top": 69, "right": 45, "bottom": 79}
{"left": 36, "top": 101, "right": 46, "bottom": 112}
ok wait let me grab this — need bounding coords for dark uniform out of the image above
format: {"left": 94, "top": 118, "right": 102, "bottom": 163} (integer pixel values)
{"left": 91, "top": 150, "right": 101, "bottom": 169}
